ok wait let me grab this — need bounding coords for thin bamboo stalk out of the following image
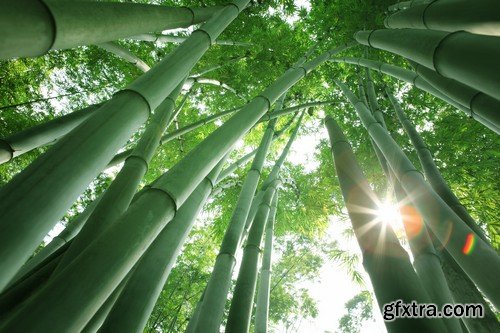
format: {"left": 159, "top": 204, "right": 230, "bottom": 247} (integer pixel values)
{"left": 0, "top": 103, "right": 101, "bottom": 165}
{"left": 385, "top": 0, "right": 500, "bottom": 37}
{"left": 98, "top": 42, "right": 151, "bottom": 72}
{"left": 254, "top": 192, "right": 278, "bottom": 333}
{"left": 335, "top": 79, "right": 500, "bottom": 308}
{"left": 325, "top": 115, "right": 446, "bottom": 333}
{"left": 355, "top": 28, "right": 500, "bottom": 101}
{"left": 0, "top": 1, "right": 221, "bottom": 59}
{"left": 131, "top": 33, "right": 252, "bottom": 47}
{"left": 0, "top": 0, "right": 243, "bottom": 291}
{"left": 387, "top": 91, "right": 489, "bottom": 243}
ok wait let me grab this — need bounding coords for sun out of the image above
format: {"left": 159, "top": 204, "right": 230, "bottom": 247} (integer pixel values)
{"left": 376, "top": 201, "right": 403, "bottom": 231}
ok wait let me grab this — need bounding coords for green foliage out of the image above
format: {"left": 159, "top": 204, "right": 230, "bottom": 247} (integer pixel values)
{"left": 337, "top": 291, "right": 374, "bottom": 333}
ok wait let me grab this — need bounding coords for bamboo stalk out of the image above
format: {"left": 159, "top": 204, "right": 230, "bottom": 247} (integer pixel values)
{"left": 335, "top": 79, "right": 500, "bottom": 308}
{"left": 131, "top": 33, "right": 252, "bottom": 47}
{"left": 325, "top": 115, "right": 446, "bottom": 333}
{"left": 385, "top": 0, "right": 500, "bottom": 37}
{"left": 98, "top": 42, "right": 151, "bottom": 72}
{"left": 355, "top": 28, "right": 500, "bottom": 101}
{"left": 0, "top": 0, "right": 244, "bottom": 291}
{"left": 0, "top": 1, "right": 221, "bottom": 59}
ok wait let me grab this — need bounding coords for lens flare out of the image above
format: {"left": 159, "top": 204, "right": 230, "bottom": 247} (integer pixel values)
{"left": 462, "top": 233, "right": 476, "bottom": 255}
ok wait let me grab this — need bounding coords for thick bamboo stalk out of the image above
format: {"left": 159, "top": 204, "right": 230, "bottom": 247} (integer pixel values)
{"left": 97, "top": 156, "right": 229, "bottom": 333}
{"left": 360, "top": 88, "right": 462, "bottom": 332}
{"left": 254, "top": 193, "right": 278, "bottom": 333}
{"left": 385, "top": 0, "right": 500, "bottom": 37}
{"left": 331, "top": 57, "right": 498, "bottom": 132}
{"left": 0, "top": 0, "right": 221, "bottom": 59}
{"left": 98, "top": 42, "right": 151, "bottom": 72}
{"left": 388, "top": 91, "right": 490, "bottom": 243}
{"left": 325, "top": 115, "right": 446, "bottom": 333}
{"left": 131, "top": 33, "right": 252, "bottom": 47}
{"left": 0, "top": 0, "right": 241, "bottom": 291}
{"left": 0, "top": 3, "right": 250, "bottom": 330}
{"left": 335, "top": 80, "right": 500, "bottom": 308}
{"left": 52, "top": 83, "right": 184, "bottom": 275}
{"left": 8, "top": 196, "right": 100, "bottom": 285}
{"left": 0, "top": 103, "right": 100, "bottom": 165}
{"left": 412, "top": 63, "right": 500, "bottom": 130}
{"left": 355, "top": 28, "right": 500, "bottom": 101}
{"left": 225, "top": 183, "right": 278, "bottom": 333}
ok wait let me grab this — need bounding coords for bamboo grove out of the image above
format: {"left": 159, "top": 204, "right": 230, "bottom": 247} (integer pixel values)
{"left": 0, "top": 0, "right": 498, "bottom": 332}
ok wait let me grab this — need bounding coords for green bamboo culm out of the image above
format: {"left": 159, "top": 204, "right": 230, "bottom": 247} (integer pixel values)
{"left": 225, "top": 113, "right": 304, "bottom": 333}
{"left": 354, "top": 28, "right": 500, "bottom": 101}
{"left": 387, "top": 90, "right": 490, "bottom": 244}
{"left": 412, "top": 63, "right": 500, "bottom": 130}
{"left": 331, "top": 57, "right": 499, "bottom": 133}
{"left": 0, "top": 0, "right": 221, "bottom": 59}
{"left": 0, "top": 103, "right": 101, "bottom": 165}
{"left": 325, "top": 115, "right": 446, "bottom": 333}
{"left": 254, "top": 193, "right": 278, "bottom": 333}
{"left": 362, "top": 93, "right": 462, "bottom": 333}
{"left": 106, "top": 99, "right": 334, "bottom": 168}
{"left": 52, "top": 81, "right": 185, "bottom": 276}
{"left": 334, "top": 79, "right": 500, "bottom": 309}
{"left": 385, "top": 0, "right": 500, "bottom": 37}
{"left": 131, "top": 33, "right": 252, "bottom": 47}
{"left": 98, "top": 42, "right": 151, "bottom": 72}
{"left": 97, "top": 154, "right": 231, "bottom": 333}
{"left": 0, "top": 3, "right": 252, "bottom": 330}
{"left": 0, "top": 0, "right": 243, "bottom": 292}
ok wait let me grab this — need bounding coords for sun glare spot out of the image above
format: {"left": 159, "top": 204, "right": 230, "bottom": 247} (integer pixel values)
{"left": 376, "top": 201, "right": 403, "bottom": 231}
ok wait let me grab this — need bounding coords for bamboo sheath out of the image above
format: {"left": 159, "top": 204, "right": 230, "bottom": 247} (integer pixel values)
{"left": 0, "top": 0, "right": 220, "bottom": 59}
{"left": 355, "top": 29, "right": 500, "bottom": 101}
{"left": 0, "top": 2, "right": 251, "bottom": 331}
{"left": 335, "top": 80, "right": 500, "bottom": 309}
{"left": 385, "top": 0, "right": 500, "bottom": 37}
{"left": 325, "top": 115, "right": 447, "bottom": 333}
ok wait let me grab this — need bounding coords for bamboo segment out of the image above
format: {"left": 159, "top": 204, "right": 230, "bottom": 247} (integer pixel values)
{"left": 0, "top": 0, "right": 221, "bottom": 59}
{"left": 0, "top": 103, "right": 100, "bottom": 165}
{"left": 0, "top": 0, "right": 242, "bottom": 291}
{"left": 325, "top": 116, "right": 447, "bottom": 333}
{"left": 331, "top": 57, "right": 498, "bottom": 132}
{"left": 355, "top": 28, "right": 500, "bottom": 101}
{"left": 413, "top": 64, "right": 500, "bottom": 130}
{"left": 385, "top": 0, "right": 500, "bottom": 37}
{"left": 335, "top": 80, "right": 500, "bottom": 308}
{"left": 97, "top": 157, "right": 229, "bottom": 333}
{"left": 98, "top": 42, "right": 151, "bottom": 72}
{"left": 254, "top": 193, "right": 278, "bottom": 333}
{"left": 388, "top": 91, "right": 490, "bottom": 243}
{"left": 52, "top": 83, "right": 184, "bottom": 276}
